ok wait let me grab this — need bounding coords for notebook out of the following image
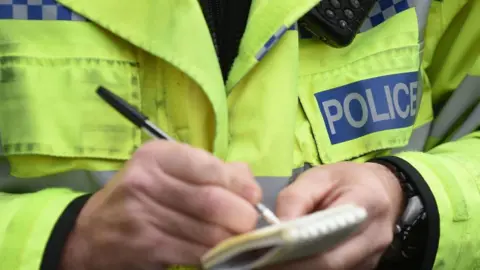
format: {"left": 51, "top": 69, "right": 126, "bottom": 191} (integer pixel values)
{"left": 201, "top": 204, "right": 367, "bottom": 270}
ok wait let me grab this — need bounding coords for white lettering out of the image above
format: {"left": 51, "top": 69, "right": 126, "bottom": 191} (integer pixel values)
{"left": 410, "top": 81, "right": 418, "bottom": 117}
{"left": 321, "top": 79, "right": 419, "bottom": 135}
{"left": 366, "top": 88, "right": 390, "bottom": 122}
{"left": 322, "top": 99, "right": 343, "bottom": 135}
{"left": 344, "top": 93, "right": 368, "bottom": 128}
{"left": 384, "top": 85, "right": 396, "bottom": 119}
{"left": 393, "top": 83, "right": 410, "bottom": 119}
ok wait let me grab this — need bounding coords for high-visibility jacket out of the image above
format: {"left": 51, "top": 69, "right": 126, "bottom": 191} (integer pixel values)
{"left": 0, "top": 0, "right": 478, "bottom": 270}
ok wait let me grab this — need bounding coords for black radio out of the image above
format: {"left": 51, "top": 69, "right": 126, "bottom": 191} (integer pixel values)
{"left": 299, "top": 0, "right": 377, "bottom": 47}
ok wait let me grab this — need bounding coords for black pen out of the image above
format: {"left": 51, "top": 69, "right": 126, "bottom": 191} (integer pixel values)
{"left": 96, "top": 86, "right": 281, "bottom": 225}
{"left": 96, "top": 87, "right": 174, "bottom": 141}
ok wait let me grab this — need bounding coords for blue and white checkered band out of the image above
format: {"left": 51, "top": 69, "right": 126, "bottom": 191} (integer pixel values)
{"left": 359, "top": 0, "right": 413, "bottom": 32}
{"left": 255, "top": 23, "right": 298, "bottom": 61}
{"left": 299, "top": 0, "right": 414, "bottom": 38}
{"left": 0, "top": 0, "right": 87, "bottom": 21}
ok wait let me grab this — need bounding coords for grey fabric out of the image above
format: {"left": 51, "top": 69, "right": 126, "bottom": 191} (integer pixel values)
{"left": 392, "top": 121, "right": 432, "bottom": 153}
{"left": 450, "top": 103, "right": 480, "bottom": 141}
{"left": 430, "top": 76, "right": 480, "bottom": 139}
{"left": 255, "top": 176, "right": 291, "bottom": 228}
{"left": 414, "top": 0, "right": 433, "bottom": 42}
{"left": 0, "top": 158, "right": 293, "bottom": 229}
{"left": 0, "top": 162, "right": 109, "bottom": 194}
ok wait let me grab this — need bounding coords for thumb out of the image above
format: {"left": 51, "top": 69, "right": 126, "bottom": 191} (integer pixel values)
{"left": 275, "top": 168, "right": 335, "bottom": 220}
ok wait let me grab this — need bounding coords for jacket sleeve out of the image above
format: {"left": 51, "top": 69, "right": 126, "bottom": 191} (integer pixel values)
{"left": 378, "top": 131, "right": 480, "bottom": 269}
{"left": 0, "top": 189, "right": 90, "bottom": 270}
{"left": 0, "top": 6, "right": 137, "bottom": 270}
{"left": 376, "top": 0, "right": 480, "bottom": 268}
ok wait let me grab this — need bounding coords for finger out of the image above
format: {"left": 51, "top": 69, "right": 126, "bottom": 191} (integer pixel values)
{"left": 272, "top": 233, "right": 374, "bottom": 270}
{"left": 319, "top": 185, "right": 388, "bottom": 227}
{"left": 276, "top": 167, "right": 336, "bottom": 220}
{"left": 225, "top": 162, "right": 262, "bottom": 204}
{"left": 155, "top": 171, "right": 259, "bottom": 234}
{"left": 271, "top": 199, "right": 390, "bottom": 270}
{"left": 144, "top": 200, "right": 234, "bottom": 247}
{"left": 311, "top": 217, "right": 392, "bottom": 270}
{"left": 133, "top": 141, "right": 259, "bottom": 203}
{"left": 152, "top": 228, "right": 209, "bottom": 266}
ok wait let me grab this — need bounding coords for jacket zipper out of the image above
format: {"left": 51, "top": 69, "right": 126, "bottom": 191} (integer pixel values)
{"left": 206, "top": 0, "right": 222, "bottom": 58}
{"left": 202, "top": 0, "right": 251, "bottom": 81}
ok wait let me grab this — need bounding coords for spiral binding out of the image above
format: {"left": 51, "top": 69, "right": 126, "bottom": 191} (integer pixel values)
{"left": 287, "top": 207, "right": 367, "bottom": 241}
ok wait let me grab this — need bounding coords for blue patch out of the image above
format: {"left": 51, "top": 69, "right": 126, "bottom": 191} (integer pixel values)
{"left": 0, "top": 0, "right": 87, "bottom": 21}
{"left": 315, "top": 72, "right": 419, "bottom": 144}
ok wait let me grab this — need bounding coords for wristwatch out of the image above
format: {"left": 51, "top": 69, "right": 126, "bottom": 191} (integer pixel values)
{"left": 372, "top": 160, "right": 428, "bottom": 265}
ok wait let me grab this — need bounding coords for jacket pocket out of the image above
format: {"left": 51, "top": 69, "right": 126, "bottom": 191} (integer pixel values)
{"left": 0, "top": 20, "right": 141, "bottom": 178}
{"left": 297, "top": 8, "right": 424, "bottom": 164}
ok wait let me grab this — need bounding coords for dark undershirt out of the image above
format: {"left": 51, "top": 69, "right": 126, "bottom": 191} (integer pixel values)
{"left": 198, "top": 0, "right": 252, "bottom": 82}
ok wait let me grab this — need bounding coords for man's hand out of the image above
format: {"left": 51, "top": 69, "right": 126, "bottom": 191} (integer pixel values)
{"left": 60, "top": 141, "right": 262, "bottom": 270}
{"left": 272, "top": 162, "right": 404, "bottom": 270}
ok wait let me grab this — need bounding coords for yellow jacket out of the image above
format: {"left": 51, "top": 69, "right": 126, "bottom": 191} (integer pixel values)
{"left": 0, "top": 0, "right": 478, "bottom": 269}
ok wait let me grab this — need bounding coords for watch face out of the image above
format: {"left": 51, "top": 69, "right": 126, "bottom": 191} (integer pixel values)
{"left": 378, "top": 212, "right": 427, "bottom": 268}
{"left": 402, "top": 212, "right": 428, "bottom": 259}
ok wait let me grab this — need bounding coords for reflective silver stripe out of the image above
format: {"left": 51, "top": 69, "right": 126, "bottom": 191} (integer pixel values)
{"left": 392, "top": 121, "right": 432, "bottom": 153}
{"left": 414, "top": 0, "right": 432, "bottom": 42}
{"left": 450, "top": 103, "right": 480, "bottom": 141}
{"left": 0, "top": 159, "right": 112, "bottom": 193}
{"left": 255, "top": 176, "right": 291, "bottom": 227}
{"left": 0, "top": 156, "right": 293, "bottom": 230}
{"left": 0, "top": 158, "right": 291, "bottom": 219}
{"left": 430, "top": 76, "right": 480, "bottom": 139}
{"left": 415, "top": 0, "right": 432, "bottom": 123}
{"left": 0, "top": 157, "right": 292, "bottom": 204}
{"left": 289, "top": 163, "right": 313, "bottom": 184}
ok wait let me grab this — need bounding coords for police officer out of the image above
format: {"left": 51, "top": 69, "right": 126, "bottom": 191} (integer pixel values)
{"left": 0, "top": 0, "right": 478, "bottom": 270}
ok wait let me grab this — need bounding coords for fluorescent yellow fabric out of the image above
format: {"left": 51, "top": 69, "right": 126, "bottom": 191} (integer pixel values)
{"left": 0, "top": 0, "right": 478, "bottom": 270}
{"left": 297, "top": 8, "right": 429, "bottom": 164}
{"left": 0, "top": 1, "right": 319, "bottom": 269}
{"left": 0, "top": 188, "right": 85, "bottom": 270}
{"left": 0, "top": 21, "right": 140, "bottom": 178}
{"left": 393, "top": 0, "right": 480, "bottom": 268}
{"left": 395, "top": 132, "right": 480, "bottom": 269}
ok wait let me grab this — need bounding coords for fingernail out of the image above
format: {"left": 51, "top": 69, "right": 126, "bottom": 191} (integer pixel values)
{"left": 242, "top": 184, "right": 261, "bottom": 204}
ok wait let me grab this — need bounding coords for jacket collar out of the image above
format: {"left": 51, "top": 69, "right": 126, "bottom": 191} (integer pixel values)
{"left": 56, "top": 0, "right": 318, "bottom": 156}
{"left": 57, "top": 0, "right": 319, "bottom": 88}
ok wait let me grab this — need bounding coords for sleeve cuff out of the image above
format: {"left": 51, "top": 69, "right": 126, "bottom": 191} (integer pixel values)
{"left": 370, "top": 156, "right": 440, "bottom": 270}
{"left": 41, "top": 194, "right": 92, "bottom": 270}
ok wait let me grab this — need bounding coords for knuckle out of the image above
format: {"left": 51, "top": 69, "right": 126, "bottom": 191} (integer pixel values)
{"left": 229, "top": 162, "right": 256, "bottom": 185}
{"left": 133, "top": 141, "right": 180, "bottom": 166}
{"left": 196, "top": 155, "right": 227, "bottom": 182}
{"left": 132, "top": 141, "right": 162, "bottom": 160}
{"left": 121, "top": 165, "right": 167, "bottom": 195}
{"left": 278, "top": 188, "right": 301, "bottom": 203}
{"left": 372, "top": 193, "right": 392, "bottom": 216}
{"left": 197, "top": 187, "right": 224, "bottom": 218}
{"left": 229, "top": 162, "right": 253, "bottom": 175}
{"left": 121, "top": 167, "right": 151, "bottom": 192}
